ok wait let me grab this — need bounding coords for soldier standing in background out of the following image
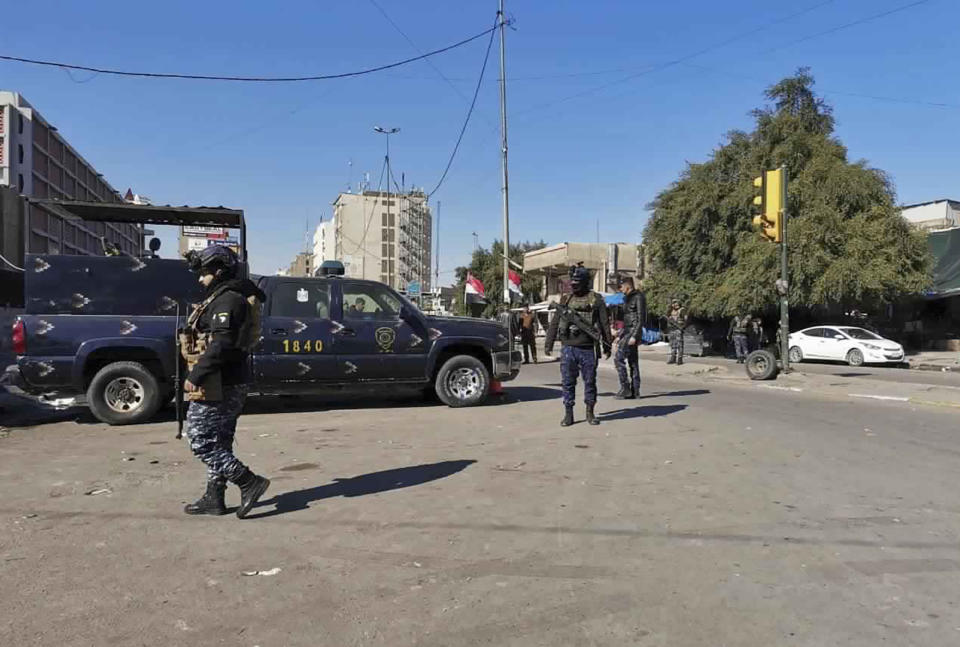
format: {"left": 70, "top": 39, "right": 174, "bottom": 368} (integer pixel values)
{"left": 665, "top": 297, "right": 688, "bottom": 365}
{"left": 182, "top": 245, "right": 271, "bottom": 519}
{"left": 728, "top": 313, "right": 751, "bottom": 363}
{"left": 614, "top": 276, "right": 645, "bottom": 399}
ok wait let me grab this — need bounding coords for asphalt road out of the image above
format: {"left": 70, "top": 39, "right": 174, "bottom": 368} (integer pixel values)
{"left": 2, "top": 362, "right": 959, "bottom": 646}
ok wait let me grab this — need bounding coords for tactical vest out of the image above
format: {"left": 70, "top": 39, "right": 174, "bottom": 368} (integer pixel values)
{"left": 733, "top": 316, "right": 749, "bottom": 335}
{"left": 179, "top": 285, "right": 262, "bottom": 402}
{"left": 559, "top": 292, "right": 598, "bottom": 339}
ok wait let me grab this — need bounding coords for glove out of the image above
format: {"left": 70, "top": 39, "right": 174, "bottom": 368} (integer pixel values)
{"left": 602, "top": 346, "right": 611, "bottom": 360}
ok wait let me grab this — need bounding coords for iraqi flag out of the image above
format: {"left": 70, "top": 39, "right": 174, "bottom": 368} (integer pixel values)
{"left": 508, "top": 270, "right": 522, "bottom": 297}
{"left": 465, "top": 273, "right": 486, "bottom": 304}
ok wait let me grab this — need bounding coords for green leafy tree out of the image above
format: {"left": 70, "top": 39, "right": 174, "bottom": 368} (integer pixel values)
{"left": 453, "top": 240, "right": 546, "bottom": 316}
{"left": 643, "top": 69, "right": 931, "bottom": 320}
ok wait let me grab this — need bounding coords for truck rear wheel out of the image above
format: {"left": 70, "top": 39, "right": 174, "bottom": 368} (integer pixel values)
{"left": 745, "top": 349, "right": 778, "bottom": 381}
{"left": 87, "top": 361, "right": 162, "bottom": 425}
{"left": 435, "top": 355, "right": 490, "bottom": 408}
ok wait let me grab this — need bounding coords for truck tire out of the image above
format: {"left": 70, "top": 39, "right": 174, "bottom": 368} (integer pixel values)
{"left": 435, "top": 355, "right": 490, "bottom": 408}
{"left": 87, "top": 361, "right": 162, "bottom": 425}
{"left": 745, "top": 349, "right": 778, "bottom": 381}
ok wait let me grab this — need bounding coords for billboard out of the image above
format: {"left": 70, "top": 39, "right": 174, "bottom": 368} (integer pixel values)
{"left": 182, "top": 226, "right": 225, "bottom": 237}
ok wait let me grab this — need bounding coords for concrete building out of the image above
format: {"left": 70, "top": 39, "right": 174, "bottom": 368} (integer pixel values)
{"left": 330, "top": 190, "right": 432, "bottom": 292}
{"left": 287, "top": 251, "right": 313, "bottom": 278}
{"left": 0, "top": 91, "right": 142, "bottom": 264}
{"left": 312, "top": 218, "right": 334, "bottom": 271}
{"left": 523, "top": 242, "right": 640, "bottom": 303}
{"left": 901, "top": 199, "right": 960, "bottom": 231}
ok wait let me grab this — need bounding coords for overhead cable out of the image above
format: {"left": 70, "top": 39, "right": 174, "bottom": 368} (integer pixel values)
{"left": 0, "top": 25, "right": 497, "bottom": 83}
{"left": 427, "top": 16, "right": 499, "bottom": 198}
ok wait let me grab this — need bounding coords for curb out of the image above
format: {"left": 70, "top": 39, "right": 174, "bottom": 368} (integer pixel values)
{"left": 910, "top": 363, "right": 955, "bottom": 372}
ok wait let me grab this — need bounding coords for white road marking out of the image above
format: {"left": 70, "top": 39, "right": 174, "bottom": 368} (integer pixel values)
{"left": 757, "top": 384, "right": 804, "bottom": 392}
{"left": 849, "top": 394, "right": 909, "bottom": 402}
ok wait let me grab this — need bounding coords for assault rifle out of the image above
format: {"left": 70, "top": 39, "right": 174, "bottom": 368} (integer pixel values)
{"left": 550, "top": 300, "right": 611, "bottom": 357}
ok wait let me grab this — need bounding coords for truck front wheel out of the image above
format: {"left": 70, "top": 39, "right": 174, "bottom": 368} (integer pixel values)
{"left": 435, "top": 355, "right": 490, "bottom": 408}
{"left": 87, "top": 361, "right": 162, "bottom": 425}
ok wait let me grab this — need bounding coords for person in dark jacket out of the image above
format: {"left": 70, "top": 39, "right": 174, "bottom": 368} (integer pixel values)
{"left": 182, "top": 245, "right": 270, "bottom": 519}
{"left": 544, "top": 265, "right": 612, "bottom": 427}
{"left": 614, "top": 276, "right": 646, "bottom": 399}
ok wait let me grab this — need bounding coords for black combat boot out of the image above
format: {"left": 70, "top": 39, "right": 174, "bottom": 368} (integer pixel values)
{"left": 560, "top": 406, "right": 574, "bottom": 427}
{"left": 677, "top": 357, "right": 684, "bottom": 366}
{"left": 666, "top": 357, "right": 676, "bottom": 365}
{"left": 586, "top": 404, "right": 600, "bottom": 426}
{"left": 233, "top": 469, "right": 271, "bottom": 519}
{"left": 615, "top": 387, "right": 631, "bottom": 400}
{"left": 184, "top": 480, "right": 227, "bottom": 516}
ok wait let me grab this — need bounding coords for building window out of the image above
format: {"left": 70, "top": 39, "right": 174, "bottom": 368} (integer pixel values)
{"left": 17, "top": 173, "right": 24, "bottom": 192}
{"left": 18, "top": 144, "right": 23, "bottom": 164}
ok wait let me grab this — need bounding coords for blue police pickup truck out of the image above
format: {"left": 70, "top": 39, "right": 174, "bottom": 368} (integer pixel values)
{"left": 6, "top": 200, "right": 521, "bottom": 425}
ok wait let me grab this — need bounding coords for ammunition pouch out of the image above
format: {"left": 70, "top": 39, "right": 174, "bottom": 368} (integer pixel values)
{"left": 179, "top": 329, "right": 223, "bottom": 402}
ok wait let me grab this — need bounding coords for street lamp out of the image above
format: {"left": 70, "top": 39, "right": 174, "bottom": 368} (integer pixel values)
{"left": 374, "top": 126, "right": 400, "bottom": 287}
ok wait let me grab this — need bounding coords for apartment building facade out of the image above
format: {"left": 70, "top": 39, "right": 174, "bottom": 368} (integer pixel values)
{"left": 328, "top": 190, "right": 432, "bottom": 292}
{"left": 0, "top": 91, "right": 142, "bottom": 264}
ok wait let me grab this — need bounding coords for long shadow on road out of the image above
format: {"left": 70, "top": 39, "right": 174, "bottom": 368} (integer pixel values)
{"left": 246, "top": 459, "right": 476, "bottom": 519}
{"left": 637, "top": 389, "right": 709, "bottom": 399}
{"left": 601, "top": 404, "right": 687, "bottom": 421}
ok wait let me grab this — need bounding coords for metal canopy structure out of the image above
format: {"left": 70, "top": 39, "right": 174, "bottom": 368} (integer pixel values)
{"left": 24, "top": 198, "right": 247, "bottom": 261}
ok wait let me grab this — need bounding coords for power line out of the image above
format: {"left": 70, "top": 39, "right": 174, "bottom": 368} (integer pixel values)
{"left": 367, "top": 0, "right": 502, "bottom": 133}
{"left": 428, "top": 16, "right": 499, "bottom": 198}
{"left": 755, "top": 0, "right": 934, "bottom": 57}
{"left": 509, "top": 0, "right": 837, "bottom": 118}
{"left": 0, "top": 24, "right": 497, "bottom": 83}
{"left": 681, "top": 62, "right": 960, "bottom": 111}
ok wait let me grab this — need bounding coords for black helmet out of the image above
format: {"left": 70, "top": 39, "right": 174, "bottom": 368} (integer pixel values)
{"left": 185, "top": 245, "right": 238, "bottom": 276}
{"left": 569, "top": 264, "right": 590, "bottom": 285}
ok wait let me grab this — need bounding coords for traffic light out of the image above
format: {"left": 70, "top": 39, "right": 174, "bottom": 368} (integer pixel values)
{"left": 751, "top": 169, "right": 784, "bottom": 243}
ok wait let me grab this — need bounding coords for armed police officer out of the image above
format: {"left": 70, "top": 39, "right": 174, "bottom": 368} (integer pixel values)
{"left": 181, "top": 245, "right": 271, "bottom": 519}
{"left": 727, "top": 313, "right": 751, "bottom": 364}
{"left": 614, "top": 276, "right": 646, "bottom": 399}
{"left": 665, "top": 297, "right": 688, "bottom": 365}
{"left": 544, "top": 264, "right": 612, "bottom": 427}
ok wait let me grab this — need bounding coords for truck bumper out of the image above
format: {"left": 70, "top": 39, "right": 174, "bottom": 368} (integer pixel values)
{"left": 492, "top": 349, "right": 523, "bottom": 382}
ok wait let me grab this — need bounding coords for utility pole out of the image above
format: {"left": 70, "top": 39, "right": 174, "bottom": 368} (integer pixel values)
{"left": 498, "top": 0, "right": 511, "bottom": 307}
{"left": 375, "top": 126, "right": 399, "bottom": 286}
{"left": 779, "top": 165, "right": 790, "bottom": 373}
{"left": 435, "top": 200, "right": 440, "bottom": 296}
{"left": 472, "top": 231, "right": 479, "bottom": 253}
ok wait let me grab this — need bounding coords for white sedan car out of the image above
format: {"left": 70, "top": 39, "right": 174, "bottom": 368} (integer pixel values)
{"left": 787, "top": 326, "right": 905, "bottom": 367}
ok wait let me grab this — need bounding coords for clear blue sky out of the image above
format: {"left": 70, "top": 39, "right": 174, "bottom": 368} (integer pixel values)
{"left": 2, "top": 0, "right": 956, "bottom": 279}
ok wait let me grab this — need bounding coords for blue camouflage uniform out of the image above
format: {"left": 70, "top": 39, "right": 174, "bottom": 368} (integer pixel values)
{"left": 544, "top": 292, "right": 612, "bottom": 407}
{"left": 186, "top": 384, "right": 250, "bottom": 485}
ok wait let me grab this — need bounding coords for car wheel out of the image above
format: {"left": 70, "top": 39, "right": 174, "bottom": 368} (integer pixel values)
{"left": 788, "top": 346, "right": 803, "bottom": 364}
{"left": 846, "top": 348, "right": 864, "bottom": 367}
{"left": 435, "top": 355, "right": 490, "bottom": 407}
{"left": 745, "top": 349, "right": 778, "bottom": 381}
{"left": 87, "top": 361, "right": 162, "bottom": 425}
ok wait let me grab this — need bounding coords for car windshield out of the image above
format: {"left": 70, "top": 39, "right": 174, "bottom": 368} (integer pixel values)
{"left": 840, "top": 327, "right": 882, "bottom": 340}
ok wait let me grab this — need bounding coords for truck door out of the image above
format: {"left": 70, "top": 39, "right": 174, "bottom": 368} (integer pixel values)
{"left": 333, "top": 281, "right": 428, "bottom": 381}
{"left": 254, "top": 279, "right": 338, "bottom": 390}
